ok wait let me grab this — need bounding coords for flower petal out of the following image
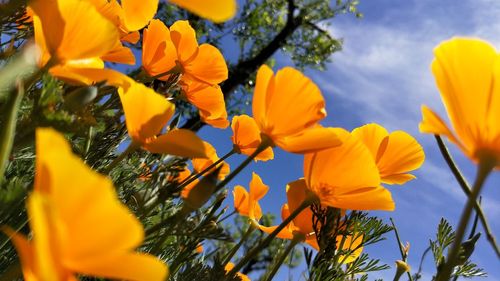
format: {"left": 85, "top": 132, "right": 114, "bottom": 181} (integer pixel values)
{"left": 119, "top": 83, "right": 175, "bottom": 143}
{"left": 169, "top": 0, "right": 237, "bottom": 22}
{"left": 142, "top": 19, "right": 177, "bottom": 79}
{"left": 143, "top": 129, "right": 208, "bottom": 158}
{"left": 72, "top": 253, "right": 168, "bottom": 281}
{"left": 184, "top": 82, "right": 229, "bottom": 128}
{"left": 286, "top": 179, "right": 314, "bottom": 234}
{"left": 432, "top": 38, "right": 497, "bottom": 149}
{"left": 376, "top": 131, "right": 424, "bottom": 184}
{"left": 252, "top": 65, "right": 274, "bottom": 129}
{"left": 184, "top": 44, "right": 228, "bottom": 85}
{"left": 276, "top": 126, "right": 343, "bottom": 154}
{"left": 233, "top": 185, "right": 249, "bottom": 216}
{"left": 264, "top": 67, "right": 326, "bottom": 136}
{"left": 35, "top": 129, "right": 145, "bottom": 260}
{"left": 419, "top": 105, "right": 465, "bottom": 151}
{"left": 30, "top": 0, "right": 120, "bottom": 62}
{"left": 353, "top": 124, "right": 424, "bottom": 185}
{"left": 121, "top": 0, "right": 158, "bottom": 31}
{"left": 169, "top": 20, "right": 198, "bottom": 62}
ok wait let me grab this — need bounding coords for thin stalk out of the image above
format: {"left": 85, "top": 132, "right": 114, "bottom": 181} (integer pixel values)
{"left": 216, "top": 142, "right": 270, "bottom": 190}
{"left": 221, "top": 226, "right": 255, "bottom": 267}
{"left": 390, "top": 218, "right": 413, "bottom": 281}
{"left": 0, "top": 80, "right": 24, "bottom": 182}
{"left": 178, "top": 148, "right": 236, "bottom": 190}
{"left": 227, "top": 195, "right": 317, "bottom": 276}
{"left": 264, "top": 237, "right": 300, "bottom": 281}
{"left": 218, "top": 210, "right": 236, "bottom": 223}
{"left": 435, "top": 158, "right": 494, "bottom": 281}
{"left": 102, "top": 141, "right": 138, "bottom": 174}
{"left": 435, "top": 135, "right": 500, "bottom": 257}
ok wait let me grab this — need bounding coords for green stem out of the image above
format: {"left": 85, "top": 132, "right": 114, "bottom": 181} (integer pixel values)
{"left": 435, "top": 158, "right": 494, "bottom": 281}
{"left": 178, "top": 148, "right": 236, "bottom": 190}
{"left": 390, "top": 218, "right": 413, "bottom": 281}
{"left": 435, "top": 136, "right": 500, "bottom": 257}
{"left": 0, "top": 80, "right": 24, "bottom": 183}
{"left": 227, "top": 195, "right": 317, "bottom": 276}
{"left": 221, "top": 225, "right": 255, "bottom": 267}
{"left": 264, "top": 236, "right": 301, "bottom": 281}
{"left": 216, "top": 141, "right": 270, "bottom": 190}
{"left": 102, "top": 141, "right": 138, "bottom": 174}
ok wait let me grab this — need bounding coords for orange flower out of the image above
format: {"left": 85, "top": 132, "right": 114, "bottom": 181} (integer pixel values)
{"left": 5, "top": 128, "right": 168, "bottom": 281}
{"left": 420, "top": 38, "right": 500, "bottom": 168}
{"left": 231, "top": 115, "right": 274, "bottom": 161}
{"left": 191, "top": 142, "right": 230, "bottom": 180}
{"left": 352, "top": 123, "right": 425, "bottom": 184}
{"left": 29, "top": 0, "right": 121, "bottom": 67}
{"left": 252, "top": 65, "right": 342, "bottom": 153}
{"left": 142, "top": 19, "right": 229, "bottom": 128}
{"left": 304, "top": 129, "right": 394, "bottom": 211}
{"left": 248, "top": 178, "right": 363, "bottom": 263}
{"left": 224, "top": 262, "right": 250, "bottom": 281}
{"left": 120, "top": 81, "right": 208, "bottom": 158}
{"left": 233, "top": 173, "right": 269, "bottom": 222}
{"left": 143, "top": 20, "right": 228, "bottom": 85}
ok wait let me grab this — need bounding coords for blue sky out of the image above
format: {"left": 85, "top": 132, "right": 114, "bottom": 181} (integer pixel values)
{"left": 198, "top": 0, "right": 500, "bottom": 280}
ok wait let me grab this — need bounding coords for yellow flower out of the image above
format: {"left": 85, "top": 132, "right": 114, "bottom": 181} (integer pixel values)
{"left": 5, "top": 128, "right": 168, "bottom": 281}
{"left": 352, "top": 123, "right": 425, "bottom": 184}
{"left": 231, "top": 115, "right": 274, "bottom": 161}
{"left": 120, "top": 82, "right": 208, "bottom": 158}
{"left": 304, "top": 129, "right": 395, "bottom": 211}
{"left": 420, "top": 38, "right": 500, "bottom": 167}
{"left": 252, "top": 65, "right": 342, "bottom": 153}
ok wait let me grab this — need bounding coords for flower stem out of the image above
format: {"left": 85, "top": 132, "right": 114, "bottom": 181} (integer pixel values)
{"left": 221, "top": 225, "right": 255, "bottom": 267}
{"left": 390, "top": 218, "right": 413, "bottom": 281}
{"left": 227, "top": 195, "right": 318, "bottom": 276}
{"left": 215, "top": 142, "right": 270, "bottom": 190}
{"left": 178, "top": 148, "right": 236, "bottom": 190}
{"left": 435, "top": 135, "right": 500, "bottom": 257}
{"left": 102, "top": 141, "right": 138, "bottom": 174}
{"left": 264, "top": 235, "right": 301, "bottom": 281}
{"left": 435, "top": 158, "right": 494, "bottom": 281}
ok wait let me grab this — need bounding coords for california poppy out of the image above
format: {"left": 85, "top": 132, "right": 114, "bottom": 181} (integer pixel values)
{"left": 5, "top": 128, "right": 168, "bottom": 281}
{"left": 29, "top": 0, "right": 119, "bottom": 65}
{"left": 142, "top": 19, "right": 229, "bottom": 128}
{"left": 352, "top": 123, "right": 425, "bottom": 184}
{"left": 119, "top": 81, "right": 208, "bottom": 158}
{"left": 252, "top": 65, "right": 342, "bottom": 153}
{"left": 420, "top": 38, "right": 500, "bottom": 168}
{"left": 231, "top": 115, "right": 274, "bottom": 161}
{"left": 304, "top": 129, "right": 395, "bottom": 211}
{"left": 233, "top": 172, "right": 269, "bottom": 222}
